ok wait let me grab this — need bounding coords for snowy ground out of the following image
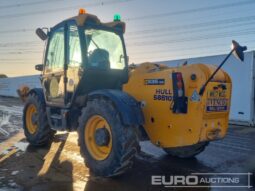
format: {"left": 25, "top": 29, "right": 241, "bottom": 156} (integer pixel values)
{"left": 0, "top": 97, "right": 22, "bottom": 142}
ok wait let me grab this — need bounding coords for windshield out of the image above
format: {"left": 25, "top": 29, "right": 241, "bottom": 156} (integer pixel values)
{"left": 85, "top": 29, "right": 125, "bottom": 70}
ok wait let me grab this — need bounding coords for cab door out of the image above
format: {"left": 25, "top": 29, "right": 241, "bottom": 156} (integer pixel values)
{"left": 66, "top": 22, "right": 82, "bottom": 104}
{"left": 42, "top": 25, "right": 66, "bottom": 106}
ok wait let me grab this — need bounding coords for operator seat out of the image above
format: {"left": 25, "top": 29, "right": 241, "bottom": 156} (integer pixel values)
{"left": 75, "top": 48, "right": 127, "bottom": 97}
{"left": 88, "top": 48, "right": 110, "bottom": 70}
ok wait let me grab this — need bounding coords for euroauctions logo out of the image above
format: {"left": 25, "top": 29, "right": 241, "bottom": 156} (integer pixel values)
{"left": 151, "top": 173, "right": 253, "bottom": 188}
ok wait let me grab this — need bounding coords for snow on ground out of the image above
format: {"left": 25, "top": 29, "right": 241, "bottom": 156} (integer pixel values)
{"left": 0, "top": 97, "right": 23, "bottom": 142}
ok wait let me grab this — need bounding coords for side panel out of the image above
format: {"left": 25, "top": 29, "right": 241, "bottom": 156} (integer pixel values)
{"left": 124, "top": 63, "right": 231, "bottom": 148}
{"left": 125, "top": 70, "right": 199, "bottom": 148}
{"left": 160, "top": 51, "right": 254, "bottom": 126}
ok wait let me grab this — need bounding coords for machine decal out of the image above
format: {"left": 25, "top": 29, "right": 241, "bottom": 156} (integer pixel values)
{"left": 206, "top": 89, "right": 228, "bottom": 112}
{"left": 190, "top": 90, "right": 200, "bottom": 102}
{"left": 144, "top": 79, "right": 165, "bottom": 85}
{"left": 206, "top": 98, "right": 228, "bottom": 112}
{"left": 153, "top": 89, "right": 173, "bottom": 101}
{"left": 49, "top": 78, "right": 59, "bottom": 98}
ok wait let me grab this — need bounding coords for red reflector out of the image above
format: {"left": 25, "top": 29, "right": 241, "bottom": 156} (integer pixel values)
{"left": 176, "top": 73, "right": 182, "bottom": 81}
{"left": 177, "top": 81, "right": 183, "bottom": 89}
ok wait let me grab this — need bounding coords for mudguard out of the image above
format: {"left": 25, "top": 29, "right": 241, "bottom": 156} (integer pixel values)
{"left": 88, "top": 89, "right": 144, "bottom": 126}
{"left": 28, "top": 88, "right": 45, "bottom": 103}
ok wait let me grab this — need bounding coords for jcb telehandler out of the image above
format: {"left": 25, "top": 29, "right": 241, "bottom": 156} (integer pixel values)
{"left": 19, "top": 9, "right": 247, "bottom": 177}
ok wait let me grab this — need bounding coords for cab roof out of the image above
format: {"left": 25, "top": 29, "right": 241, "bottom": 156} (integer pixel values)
{"left": 53, "top": 13, "right": 126, "bottom": 33}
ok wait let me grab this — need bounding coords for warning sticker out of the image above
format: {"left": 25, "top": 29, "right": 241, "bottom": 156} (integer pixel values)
{"left": 190, "top": 90, "right": 200, "bottom": 102}
{"left": 206, "top": 89, "right": 228, "bottom": 112}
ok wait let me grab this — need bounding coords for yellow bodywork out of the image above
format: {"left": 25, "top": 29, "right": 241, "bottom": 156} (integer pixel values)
{"left": 124, "top": 63, "right": 232, "bottom": 148}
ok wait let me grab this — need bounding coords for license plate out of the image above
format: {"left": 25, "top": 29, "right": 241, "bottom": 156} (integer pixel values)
{"left": 206, "top": 90, "right": 229, "bottom": 112}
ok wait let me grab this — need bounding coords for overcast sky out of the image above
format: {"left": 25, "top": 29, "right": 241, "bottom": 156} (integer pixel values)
{"left": 0, "top": 0, "right": 254, "bottom": 76}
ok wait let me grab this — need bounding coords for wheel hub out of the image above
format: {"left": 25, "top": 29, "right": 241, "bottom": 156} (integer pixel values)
{"left": 85, "top": 115, "right": 112, "bottom": 160}
{"left": 25, "top": 104, "right": 38, "bottom": 134}
{"left": 94, "top": 127, "right": 110, "bottom": 146}
{"left": 31, "top": 113, "right": 38, "bottom": 125}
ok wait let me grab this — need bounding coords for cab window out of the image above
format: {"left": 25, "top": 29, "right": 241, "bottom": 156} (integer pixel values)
{"left": 45, "top": 27, "right": 65, "bottom": 73}
{"left": 85, "top": 29, "right": 125, "bottom": 70}
{"left": 69, "top": 25, "right": 82, "bottom": 67}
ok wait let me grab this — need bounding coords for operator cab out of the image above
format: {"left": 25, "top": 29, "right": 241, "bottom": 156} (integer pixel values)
{"left": 36, "top": 9, "right": 128, "bottom": 107}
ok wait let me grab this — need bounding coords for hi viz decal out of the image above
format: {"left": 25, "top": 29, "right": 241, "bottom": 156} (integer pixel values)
{"left": 144, "top": 79, "right": 165, "bottom": 85}
{"left": 153, "top": 89, "right": 173, "bottom": 101}
{"left": 206, "top": 89, "right": 229, "bottom": 112}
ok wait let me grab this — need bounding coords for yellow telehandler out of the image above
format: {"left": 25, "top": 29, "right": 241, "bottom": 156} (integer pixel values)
{"left": 18, "top": 9, "right": 247, "bottom": 177}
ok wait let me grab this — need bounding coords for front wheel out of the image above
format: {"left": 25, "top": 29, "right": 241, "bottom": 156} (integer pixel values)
{"left": 78, "top": 98, "right": 140, "bottom": 177}
{"left": 163, "top": 142, "right": 209, "bottom": 158}
{"left": 23, "top": 93, "right": 54, "bottom": 146}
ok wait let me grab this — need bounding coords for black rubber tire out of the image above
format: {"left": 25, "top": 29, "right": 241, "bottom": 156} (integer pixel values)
{"left": 78, "top": 98, "right": 140, "bottom": 177}
{"left": 23, "top": 93, "right": 54, "bottom": 146}
{"left": 163, "top": 142, "right": 209, "bottom": 158}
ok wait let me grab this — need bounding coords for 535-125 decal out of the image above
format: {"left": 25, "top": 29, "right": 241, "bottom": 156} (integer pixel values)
{"left": 206, "top": 89, "right": 228, "bottom": 112}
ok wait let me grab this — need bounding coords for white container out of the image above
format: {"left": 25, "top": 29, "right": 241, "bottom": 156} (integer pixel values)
{"left": 0, "top": 75, "right": 41, "bottom": 97}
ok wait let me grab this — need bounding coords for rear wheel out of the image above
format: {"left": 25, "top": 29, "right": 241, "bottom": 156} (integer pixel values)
{"left": 85, "top": 115, "right": 113, "bottom": 161}
{"left": 23, "top": 93, "right": 54, "bottom": 146}
{"left": 78, "top": 98, "right": 140, "bottom": 177}
{"left": 163, "top": 142, "right": 209, "bottom": 158}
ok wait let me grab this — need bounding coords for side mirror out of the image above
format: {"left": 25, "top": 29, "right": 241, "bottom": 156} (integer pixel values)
{"left": 35, "top": 64, "right": 43, "bottom": 71}
{"left": 199, "top": 40, "right": 247, "bottom": 96}
{"left": 231, "top": 40, "right": 247, "bottom": 61}
{"left": 36, "top": 28, "right": 48, "bottom": 41}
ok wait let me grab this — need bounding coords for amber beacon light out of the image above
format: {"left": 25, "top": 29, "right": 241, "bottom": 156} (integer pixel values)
{"left": 79, "top": 8, "right": 86, "bottom": 15}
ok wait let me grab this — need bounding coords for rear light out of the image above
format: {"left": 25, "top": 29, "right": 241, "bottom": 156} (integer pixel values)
{"left": 178, "top": 89, "right": 183, "bottom": 97}
{"left": 176, "top": 72, "right": 184, "bottom": 97}
{"left": 177, "top": 81, "right": 183, "bottom": 89}
{"left": 172, "top": 72, "right": 187, "bottom": 113}
{"left": 176, "top": 73, "right": 182, "bottom": 81}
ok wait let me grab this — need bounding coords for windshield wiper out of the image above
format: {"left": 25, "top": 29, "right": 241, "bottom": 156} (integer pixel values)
{"left": 91, "top": 38, "right": 100, "bottom": 49}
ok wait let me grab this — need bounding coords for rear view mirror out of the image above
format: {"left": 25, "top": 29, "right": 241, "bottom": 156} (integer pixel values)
{"left": 231, "top": 40, "right": 247, "bottom": 61}
{"left": 36, "top": 28, "right": 48, "bottom": 41}
{"left": 199, "top": 40, "right": 247, "bottom": 96}
{"left": 35, "top": 64, "right": 43, "bottom": 71}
